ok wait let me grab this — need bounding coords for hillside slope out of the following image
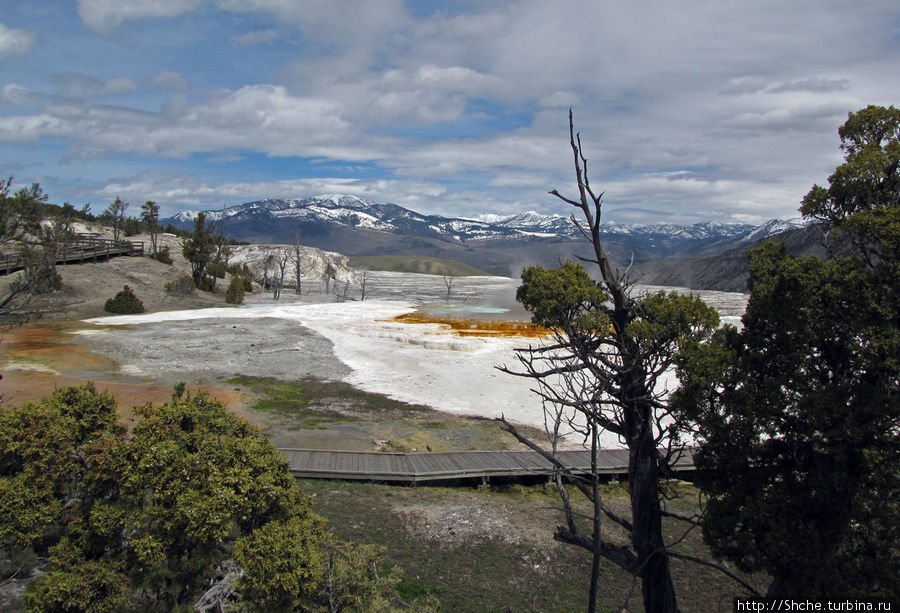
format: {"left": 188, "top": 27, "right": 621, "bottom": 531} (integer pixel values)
{"left": 349, "top": 255, "right": 489, "bottom": 276}
{"left": 636, "top": 224, "right": 828, "bottom": 291}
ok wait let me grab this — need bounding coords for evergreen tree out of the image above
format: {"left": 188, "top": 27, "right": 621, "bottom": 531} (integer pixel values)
{"left": 181, "top": 212, "right": 217, "bottom": 291}
{"left": 0, "top": 385, "right": 403, "bottom": 611}
{"left": 140, "top": 200, "right": 160, "bottom": 257}
{"left": 673, "top": 106, "right": 900, "bottom": 599}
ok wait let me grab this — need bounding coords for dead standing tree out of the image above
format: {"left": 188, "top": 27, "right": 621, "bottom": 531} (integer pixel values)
{"left": 272, "top": 249, "right": 289, "bottom": 300}
{"left": 291, "top": 230, "right": 303, "bottom": 295}
{"left": 442, "top": 274, "right": 455, "bottom": 302}
{"left": 496, "top": 111, "right": 729, "bottom": 612}
{"left": 358, "top": 269, "right": 372, "bottom": 301}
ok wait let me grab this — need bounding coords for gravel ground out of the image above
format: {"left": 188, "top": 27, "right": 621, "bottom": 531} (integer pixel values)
{"left": 74, "top": 315, "right": 350, "bottom": 383}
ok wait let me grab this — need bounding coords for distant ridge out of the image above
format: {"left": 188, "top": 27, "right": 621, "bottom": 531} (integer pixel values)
{"left": 637, "top": 222, "right": 825, "bottom": 292}
{"left": 162, "top": 195, "right": 799, "bottom": 280}
{"left": 349, "top": 255, "right": 489, "bottom": 277}
{"left": 166, "top": 194, "right": 759, "bottom": 244}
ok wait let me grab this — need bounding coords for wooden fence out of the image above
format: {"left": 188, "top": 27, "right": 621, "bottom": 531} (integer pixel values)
{"left": 1, "top": 234, "right": 144, "bottom": 275}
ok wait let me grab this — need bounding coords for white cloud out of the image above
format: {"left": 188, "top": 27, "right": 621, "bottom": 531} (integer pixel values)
{"left": 0, "top": 22, "right": 37, "bottom": 57}
{"left": 0, "top": 84, "right": 395, "bottom": 162}
{"left": 103, "top": 77, "right": 139, "bottom": 96}
{"left": 215, "top": 0, "right": 410, "bottom": 41}
{"left": 77, "top": 0, "right": 203, "bottom": 33}
{"left": 539, "top": 91, "right": 581, "bottom": 108}
{"left": 150, "top": 71, "right": 190, "bottom": 90}
{"left": 720, "top": 76, "right": 769, "bottom": 97}
{"left": 8, "top": 1, "right": 900, "bottom": 223}
{"left": 52, "top": 74, "right": 139, "bottom": 101}
{"left": 231, "top": 28, "right": 280, "bottom": 46}
{"left": 767, "top": 77, "right": 851, "bottom": 94}
{"left": 90, "top": 171, "right": 446, "bottom": 216}
{"left": 1, "top": 84, "right": 36, "bottom": 106}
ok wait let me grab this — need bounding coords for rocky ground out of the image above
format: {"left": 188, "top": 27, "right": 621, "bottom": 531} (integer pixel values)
{"left": 0, "top": 228, "right": 544, "bottom": 451}
{"left": 0, "top": 226, "right": 356, "bottom": 420}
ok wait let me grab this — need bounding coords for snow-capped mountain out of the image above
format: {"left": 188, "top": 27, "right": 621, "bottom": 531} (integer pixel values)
{"left": 167, "top": 195, "right": 757, "bottom": 244}
{"left": 163, "top": 194, "right": 794, "bottom": 277}
{"left": 739, "top": 217, "right": 810, "bottom": 243}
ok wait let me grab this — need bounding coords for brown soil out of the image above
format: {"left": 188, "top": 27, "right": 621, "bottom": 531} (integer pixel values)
{"left": 0, "top": 322, "right": 256, "bottom": 421}
{"left": 0, "top": 227, "right": 250, "bottom": 417}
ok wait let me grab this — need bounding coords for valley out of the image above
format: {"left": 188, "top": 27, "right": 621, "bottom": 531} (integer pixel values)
{"left": 1, "top": 264, "right": 747, "bottom": 451}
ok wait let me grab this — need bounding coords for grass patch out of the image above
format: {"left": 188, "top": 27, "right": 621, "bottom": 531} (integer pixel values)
{"left": 300, "top": 479, "right": 763, "bottom": 612}
{"left": 225, "top": 374, "right": 550, "bottom": 452}
{"left": 226, "top": 375, "right": 434, "bottom": 429}
{"left": 301, "top": 480, "right": 598, "bottom": 612}
{"left": 228, "top": 374, "right": 430, "bottom": 416}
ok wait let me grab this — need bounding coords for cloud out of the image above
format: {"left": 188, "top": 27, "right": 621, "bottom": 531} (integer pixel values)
{"left": 103, "top": 77, "right": 139, "bottom": 95}
{"left": 767, "top": 77, "right": 851, "bottom": 94}
{"left": 0, "top": 83, "right": 392, "bottom": 162}
{"left": 231, "top": 28, "right": 280, "bottom": 46}
{"left": 149, "top": 71, "right": 190, "bottom": 90}
{"left": 720, "top": 76, "right": 769, "bottom": 97}
{"left": 539, "top": 91, "right": 581, "bottom": 108}
{"left": 215, "top": 0, "right": 410, "bottom": 42}
{"left": 52, "top": 73, "right": 139, "bottom": 100}
{"left": 1, "top": 84, "right": 36, "bottom": 106}
{"left": 0, "top": 22, "right": 37, "bottom": 57}
{"left": 90, "top": 170, "right": 446, "bottom": 216}
{"left": 9, "top": 1, "right": 900, "bottom": 224}
{"left": 77, "top": 0, "right": 203, "bottom": 33}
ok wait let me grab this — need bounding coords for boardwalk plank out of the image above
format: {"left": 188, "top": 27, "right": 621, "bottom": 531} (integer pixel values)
{"left": 280, "top": 448, "right": 694, "bottom": 482}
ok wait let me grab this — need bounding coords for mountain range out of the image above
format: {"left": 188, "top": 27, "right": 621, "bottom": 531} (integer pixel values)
{"left": 163, "top": 194, "right": 810, "bottom": 283}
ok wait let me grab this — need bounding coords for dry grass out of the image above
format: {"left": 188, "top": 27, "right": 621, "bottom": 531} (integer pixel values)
{"left": 302, "top": 479, "right": 764, "bottom": 612}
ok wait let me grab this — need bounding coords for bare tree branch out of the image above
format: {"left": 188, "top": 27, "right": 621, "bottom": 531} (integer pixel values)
{"left": 667, "top": 551, "right": 761, "bottom": 597}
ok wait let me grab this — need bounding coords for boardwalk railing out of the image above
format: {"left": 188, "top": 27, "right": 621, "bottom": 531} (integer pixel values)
{"left": 278, "top": 448, "right": 695, "bottom": 484}
{"left": 1, "top": 234, "right": 144, "bottom": 275}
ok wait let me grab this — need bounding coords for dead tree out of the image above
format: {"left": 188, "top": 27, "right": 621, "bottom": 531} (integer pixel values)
{"left": 272, "top": 249, "right": 289, "bottom": 300}
{"left": 442, "top": 274, "right": 455, "bottom": 302}
{"left": 496, "top": 110, "right": 737, "bottom": 612}
{"left": 257, "top": 246, "right": 272, "bottom": 290}
{"left": 358, "top": 270, "right": 372, "bottom": 301}
{"left": 291, "top": 230, "right": 303, "bottom": 295}
{"left": 270, "top": 277, "right": 281, "bottom": 300}
{"left": 104, "top": 197, "right": 128, "bottom": 243}
{"left": 322, "top": 261, "right": 337, "bottom": 295}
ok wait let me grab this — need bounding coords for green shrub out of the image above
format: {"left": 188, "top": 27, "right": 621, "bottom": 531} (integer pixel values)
{"left": 208, "top": 260, "right": 226, "bottom": 279}
{"left": 225, "top": 275, "right": 245, "bottom": 305}
{"left": 123, "top": 218, "right": 143, "bottom": 237}
{"left": 103, "top": 285, "right": 144, "bottom": 314}
{"left": 226, "top": 264, "right": 254, "bottom": 292}
{"left": 151, "top": 245, "right": 173, "bottom": 265}
{"left": 164, "top": 273, "right": 195, "bottom": 296}
{"left": 196, "top": 275, "right": 217, "bottom": 293}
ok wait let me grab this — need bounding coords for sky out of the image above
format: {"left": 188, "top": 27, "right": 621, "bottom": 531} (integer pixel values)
{"left": 0, "top": 1, "right": 898, "bottom": 224}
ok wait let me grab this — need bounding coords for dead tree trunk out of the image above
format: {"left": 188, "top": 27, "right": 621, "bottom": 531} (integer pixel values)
{"left": 292, "top": 230, "right": 303, "bottom": 294}
{"left": 496, "top": 110, "right": 730, "bottom": 612}
{"left": 628, "top": 396, "right": 678, "bottom": 611}
{"left": 443, "top": 274, "right": 455, "bottom": 302}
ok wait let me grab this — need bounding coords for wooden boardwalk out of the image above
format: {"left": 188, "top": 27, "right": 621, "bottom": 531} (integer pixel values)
{"left": 279, "top": 448, "right": 695, "bottom": 483}
{"left": 1, "top": 234, "right": 144, "bottom": 275}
